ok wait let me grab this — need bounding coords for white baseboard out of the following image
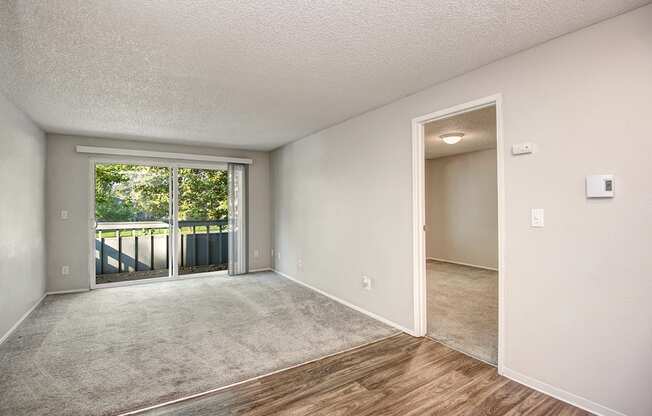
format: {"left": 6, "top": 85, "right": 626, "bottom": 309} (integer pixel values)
{"left": 501, "top": 367, "right": 626, "bottom": 416}
{"left": 249, "top": 268, "right": 272, "bottom": 273}
{"left": 272, "top": 269, "right": 416, "bottom": 336}
{"left": 47, "top": 289, "right": 89, "bottom": 295}
{"left": 427, "top": 257, "right": 498, "bottom": 271}
{"left": 0, "top": 292, "right": 47, "bottom": 346}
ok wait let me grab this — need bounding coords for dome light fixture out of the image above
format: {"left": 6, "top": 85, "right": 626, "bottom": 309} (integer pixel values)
{"left": 440, "top": 132, "right": 464, "bottom": 144}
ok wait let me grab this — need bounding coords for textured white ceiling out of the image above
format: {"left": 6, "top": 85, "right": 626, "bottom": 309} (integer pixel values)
{"left": 425, "top": 105, "right": 496, "bottom": 159}
{"left": 0, "top": 1, "right": 647, "bottom": 150}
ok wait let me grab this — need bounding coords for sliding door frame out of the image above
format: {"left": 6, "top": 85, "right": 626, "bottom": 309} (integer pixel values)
{"left": 88, "top": 157, "right": 228, "bottom": 289}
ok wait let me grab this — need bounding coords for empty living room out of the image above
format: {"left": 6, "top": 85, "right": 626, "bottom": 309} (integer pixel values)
{"left": 1, "top": 1, "right": 651, "bottom": 415}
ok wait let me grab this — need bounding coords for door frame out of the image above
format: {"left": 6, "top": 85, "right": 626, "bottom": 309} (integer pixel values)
{"left": 411, "top": 93, "right": 506, "bottom": 373}
{"left": 88, "top": 157, "right": 229, "bottom": 289}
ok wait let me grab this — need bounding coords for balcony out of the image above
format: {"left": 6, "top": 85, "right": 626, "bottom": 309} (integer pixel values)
{"left": 95, "top": 219, "right": 228, "bottom": 284}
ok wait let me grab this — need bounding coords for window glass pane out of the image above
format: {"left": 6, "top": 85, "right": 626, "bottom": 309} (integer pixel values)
{"left": 177, "top": 167, "right": 228, "bottom": 276}
{"left": 94, "top": 163, "right": 170, "bottom": 284}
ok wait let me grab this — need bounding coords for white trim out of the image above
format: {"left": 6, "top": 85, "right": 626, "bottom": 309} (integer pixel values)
{"left": 46, "top": 289, "right": 89, "bottom": 295}
{"left": 171, "top": 167, "right": 179, "bottom": 278}
{"left": 426, "top": 257, "right": 498, "bottom": 271}
{"left": 496, "top": 95, "right": 507, "bottom": 374}
{"left": 179, "top": 270, "right": 228, "bottom": 279}
{"left": 411, "top": 94, "right": 506, "bottom": 375}
{"left": 94, "top": 276, "right": 178, "bottom": 289}
{"left": 0, "top": 293, "right": 47, "bottom": 346}
{"left": 249, "top": 267, "right": 272, "bottom": 273}
{"left": 76, "top": 145, "right": 253, "bottom": 165}
{"left": 93, "top": 270, "right": 229, "bottom": 290}
{"left": 92, "top": 156, "right": 228, "bottom": 171}
{"left": 89, "top": 160, "right": 97, "bottom": 290}
{"left": 118, "top": 332, "right": 402, "bottom": 416}
{"left": 501, "top": 367, "right": 626, "bottom": 416}
{"left": 411, "top": 114, "right": 427, "bottom": 338}
{"left": 272, "top": 269, "right": 416, "bottom": 336}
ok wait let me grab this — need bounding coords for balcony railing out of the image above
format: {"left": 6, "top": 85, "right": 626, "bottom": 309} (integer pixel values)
{"left": 95, "top": 219, "right": 228, "bottom": 284}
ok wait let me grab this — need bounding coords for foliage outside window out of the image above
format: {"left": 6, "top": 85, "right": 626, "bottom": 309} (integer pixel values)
{"left": 95, "top": 164, "right": 228, "bottom": 223}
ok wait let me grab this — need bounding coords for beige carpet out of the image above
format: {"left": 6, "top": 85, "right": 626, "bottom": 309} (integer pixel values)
{"left": 0, "top": 272, "right": 397, "bottom": 416}
{"left": 427, "top": 260, "right": 498, "bottom": 364}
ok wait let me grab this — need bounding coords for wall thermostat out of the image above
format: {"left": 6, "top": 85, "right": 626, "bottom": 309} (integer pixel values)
{"left": 586, "top": 174, "right": 614, "bottom": 198}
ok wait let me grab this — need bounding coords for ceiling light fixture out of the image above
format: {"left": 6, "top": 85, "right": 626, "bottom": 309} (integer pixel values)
{"left": 440, "top": 133, "right": 464, "bottom": 144}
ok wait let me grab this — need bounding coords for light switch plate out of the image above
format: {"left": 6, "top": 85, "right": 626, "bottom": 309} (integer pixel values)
{"left": 531, "top": 208, "right": 544, "bottom": 227}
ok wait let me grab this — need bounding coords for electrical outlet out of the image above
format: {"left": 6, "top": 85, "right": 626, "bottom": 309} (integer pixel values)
{"left": 512, "top": 143, "right": 534, "bottom": 155}
{"left": 254, "top": 249, "right": 260, "bottom": 258}
{"left": 297, "top": 259, "right": 303, "bottom": 271}
{"left": 60, "top": 210, "right": 69, "bottom": 220}
{"left": 531, "top": 208, "right": 544, "bottom": 228}
{"left": 361, "top": 275, "right": 372, "bottom": 290}
{"left": 61, "top": 265, "right": 70, "bottom": 276}
{"left": 271, "top": 248, "right": 274, "bottom": 257}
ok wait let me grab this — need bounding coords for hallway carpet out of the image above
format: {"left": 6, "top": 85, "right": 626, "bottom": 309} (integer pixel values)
{"left": 427, "top": 260, "right": 498, "bottom": 364}
{"left": 0, "top": 272, "right": 397, "bottom": 416}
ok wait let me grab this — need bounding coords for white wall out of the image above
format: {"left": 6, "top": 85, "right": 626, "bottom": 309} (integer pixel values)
{"left": 426, "top": 149, "right": 497, "bottom": 269}
{"left": 46, "top": 134, "right": 273, "bottom": 292}
{"left": 271, "top": 5, "right": 652, "bottom": 416}
{"left": 0, "top": 93, "right": 46, "bottom": 340}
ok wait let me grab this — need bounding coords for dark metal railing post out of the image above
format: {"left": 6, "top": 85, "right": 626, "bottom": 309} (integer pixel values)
{"left": 218, "top": 224, "right": 222, "bottom": 265}
{"left": 117, "top": 229, "right": 122, "bottom": 273}
{"left": 192, "top": 225, "right": 197, "bottom": 266}
{"left": 150, "top": 232, "right": 155, "bottom": 271}
{"left": 166, "top": 234, "right": 170, "bottom": 270}
{"left": 100, "top": 236, "right": 105, "bottom": 275}
{"left": 180, "top": 232, "right": 184, "bottom": 267}
{"left": 134, "top": 234, "right": 139, "bottom": 272}
{"left": 206, "top": 225, "right": 211, "bottom": 265}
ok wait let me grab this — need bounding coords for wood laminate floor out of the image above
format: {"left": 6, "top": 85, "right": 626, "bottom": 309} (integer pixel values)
{"left": 140, "top": 333, "right": 591, "bottom": 416}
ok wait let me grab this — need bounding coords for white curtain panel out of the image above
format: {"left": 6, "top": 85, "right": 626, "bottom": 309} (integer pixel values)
{"left": 228, "top": 163, "right": 248, "bottom": 275}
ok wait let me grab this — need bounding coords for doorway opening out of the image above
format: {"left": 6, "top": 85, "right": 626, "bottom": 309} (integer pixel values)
{"left": 412, "top": 95, "right": 505, "bottom": 370}
{"left": 91, "top": 161, "right": 247, "bottom": 288}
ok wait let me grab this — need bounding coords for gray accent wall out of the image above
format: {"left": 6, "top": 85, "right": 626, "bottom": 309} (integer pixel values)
{"left": 426, "top": 149, "right": 498, "bottom": 269}
{"left": 0, "top": 93, "right": 46, "bottom": 339}
{"left": 46, "top": 135, "right": 272, "bottom": 292}
{"left": 271, "top": 6, "right": 652, "bottom": 416}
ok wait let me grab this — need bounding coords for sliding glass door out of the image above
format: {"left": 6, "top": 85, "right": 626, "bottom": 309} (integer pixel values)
{"left": 177, "top": 167, "right": 229, "bottom": 276}
{"left": 93, "top": 162, "right": 239, "bottom": 287}
{"left": 94, "top": 163, "right": 172, "bottom": 285}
